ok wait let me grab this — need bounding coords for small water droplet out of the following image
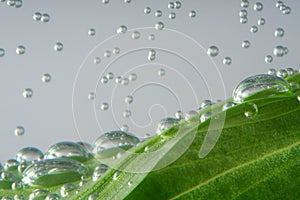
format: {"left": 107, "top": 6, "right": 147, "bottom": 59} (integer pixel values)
{"left": 207, "top": 46, "right": 219, "bottom": 57}
{"left": 101, "top": 76, "right": 108, "bottom": 84}
{"left": 156, "top": 117, "right": 179, "bottom": 135}
{"left": 93, "top": 130, "right": 140, "bottom": 158}
{"left": 282, "top": 6, "right": 291, "bottom": 14}
{"left": 128, "top": 181, "right": 133, "bottom": 186}
{"left": 11, "top": 181, "right": 23, "bottom": 190}
{"left": 92, "top": 164, "right": 109, "bottom": 181}
{"left": 121, "top": 124, "right": 129, "bottom": 132}
{"left": 4, "top": 159, "right": 19, "bottom": 171}
{"left": 41, "top": 73, "right": 51, "bottom": 83}
{"left": 276, "top": 1, "right": 284, "bottom": 8}
{"left": 253, "top": 2, "right": 263, "bottom": 11}
{"left": 29, "top": 189, "right": 49, "bottom": 200}
{"left": 0, "top": 48, "right": 5, "bottom": 57}
{"left": 244, "top": 103, "right": 258, "bottom": 118}
{"left": 144, "top": 7, "right": 151, "bottom": 14}
{"left": 41, "top": 13, "right": 50, "bottom": 22}
{"left": 199, "top": 100, "right": 213, "bottom": 109}
{"left": 33, "top": 12, "right": 42, "bottom": 21}
{"left": 155, "top": 22, "right": 164, "bottom": 30}
{"left": 88, "top": 28, "right": 96, "bottom": 36}
{"left": 94, "top": 57, "right": 101, "bottom": 64}
{"left": 125, "top": 95, "right": 133, "bottom": 104}
{"left": 232, "top": 74, "right": 291, "bottom": 103}
{"left": 184, "top": 110, "right": 198, "bottom": 121}
{"left": 242, "top": 40, "right": 251, "bottom": 48}
{"left": 106, "top": 72, "right": 114, "bottom": 80}
{"left": 45, "top": 193, "right": 61, "bottom": 200}
{"left": 132, "top": 31, "right": 141, "bottom": 39}
{"left": 274, "top": 28, "right": 285, "bottom": 38}
{"left": 273, "top": 45, "right": 288, "bottom": 57}
{"left": 115, "top": 76, "right": 122, "bottom": 84}
{"left": 124, "top": 0, "right": 131, "bottom": 3}
{"left": 155, "top": 10, "right": 163, "bottom": 17}
{"left": 267, "top": 68, "right": 277, "bottom": 75}
{"left": 88, "top": 194, "right": 100, "bottom": 200}
{"left": 189, "top": 10, "right": 196, "bottom": 18}
{"left": 223, "top": 57, "right": 232, "bottom": 65}
{"left": 123, "top": 110, "right": 132, "bottom": 118}
{"left": 117, "top": 25, "right": 127, "bottom": 34}
{"left": 129, "top": 73, "right": 137, "bottom": 81}
{"left": 241, "top": 0, "right": 249, "bottom": 8}
{"left": 239, "top": 9, "right": 248, "bottom": 17}
{"left": 14, "top": 126, "right": 25, "bottom": 136}
{"left": 16, "top": 45, "right": 25, "bottom": 55}
{"left": 88, "top": 92, "right": 96, "bottom": 100}
{"left": 265, "top": 55, "right": 273, "bottom": 63}
{"left": 148, "top": 34, "right": 155, "bottom": 41}
{"left": 168, "top": 2, "right": 175, "bottom": 9}
{"left": 104, "top": 50, "right": 111, "bottom": 58}
{"left": 222, "top": 101, "right": 236, "bottom": 111}
{"left": 148, "top": 49, "right": 156, "bottom": 61}
{"left": 113, "top": 171, "right": 121, "bottom": 181}
{"left": 258, "top": 18, "right": 266, "bottom": 26}
{"left": 102, "top": 0, "right": 109, "bottom": 4}
{"left": 286, "top": 67, "right": 296, "bottom": 76}
{"left": 289, "top": 82, "right": 300, "bottom": 92}
{"left": 113, "top": 47, "right": 120, "bottom": 55}
{"left": 250, "top": 25, "right": 258, "bottom": 33}
{"left": 240, "top": 17, "right": 248, "bottom": 24}
{"left": 54, "top": 42, "right": 63, "bottom": 52}
{"left": 175, "top": 1, "right": 181, "bottom": 9}
{"left": 169, "top": 12, "right": 176, "bottom": 19}
{"left": 23, "top": 88, "right": 33, "bottom": 98}
{"left": 60, "top": 183, "right": 77, "bottom": 197}
{"left": 158, "top": 69, "right": 166, "bottom": 76}
{"left": 200, "top": 112, "right": 212, "bottom": 123}
{"left": 121, "top": 78, "right": 129, "bottom": 86}
{"left": 276, "top": 69, "right": 288, "bottom": 78}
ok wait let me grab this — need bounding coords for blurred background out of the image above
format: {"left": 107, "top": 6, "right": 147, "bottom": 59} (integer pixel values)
{"left": 0, "top": 0, "right": 299, "bottom": 162}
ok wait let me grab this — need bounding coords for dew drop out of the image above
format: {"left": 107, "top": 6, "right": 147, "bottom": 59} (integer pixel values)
{"left": 125, "top": 95, "right": 133, "bottom": 104}
{"left": 94, "top": 57, "right": 101, "bottom": 64}
{"left": 88, "top": 28, "right": 96, "bottom": 36}
{"left": 189, "top": 10, "right": 196, "bottom": 18}
{"left": 155, "top": 22, "right": 164, "bottom": 30}
{"left": 200, "top": 112, "right": 212, "bottom": 123}
{"left": 242, "top": 40, "right": 251, "bottom": 48}
{"left": 41, "top": 73, "right": 51, "bottom": 83}
{"left": 148, "top": 49, "right": 156, "bottom": 61}
{"left": 129, "top": 73, "right": 137, "bottom": 81}
{"left": 44, "top": 141, "right": 89, "bottom": 162}
{"left": 29, "top": 189, "right": 49, "bottom": 200}
{"left": 175, "top": 110, "right": 183, "bottom": 119}
{"left": 253, "top": 2, "right": 263, "bottom": 11}
{"left": 93, "top": 130, "right": 140, "bottom": 158}
{"left": 54, "top": 42, "right": 63, "bottom": 52}
{"left": 223, "top": 57, "right": 232, "bottom": 65}
{"left": 16, "top": 147, "right": 43, "bottom": 163}
{"left": 274, "top": 28, "right": 285, "bottom": 38}
{"left": 244, "top": 102, "right": 258, "bottom": 118}
{"left": 14, "top": 126, "right": 25, "bottom": 136}
{"left": 232, "top": 74, "right": 291, "bottom": 103}
{"left": 169, "top": 12, "right": 176, "bottom": 19}
{"left": 88, "top": 92, "right": 96, "bottom": 100}
{"left": 16, "top": 45, "right": 25, "bottom": 55}
{"left": 92, "top": 164, "right": 109, "bottom": 181}
{"left": 123, "top": 110, "right": 132, "bottom": 118}
{"left": 222, "top": 101, "right": 236, "bottom": 111}
{"left": 144, "top": 7, "right": 151, "bottom": 14}
{"left": 184, "top": 110, "right": 198, "bottom": 121}
{"left": 132, "top": 31, "right": 141, "bottom": 39}
{"left": 88, "top": 194, "right": 100, "bottom": 200}
{"left": 22, "top": 158, "right": 87, "bottom": 187}
{"left": 250, "top": 25, "right": 258, "bottom": 33}
{"left": 158, "top": 69, "right": 166, "bottom": 76}
{"left": 155, "top": 10, "right": 163, "bottom": 17}
{"left": 60, "top": 183, "right": 77, "bottom": 197}
{"left": 207, "top": 46, "right": 219, "bottom": 57}
{"left": 0, "top": 48, "right": 5, "bottom": 57}
{"left": 156, "top": 117, "right": 179, "bottom": 135}
{"left": 117, "top": 25, "right": 127, "bottom": 34}
{"left": 41, "top": 13, "right": 50, "bottom": 22}
{"left": 45, "top": 193, "right": 61, "bottom": 200}
{"left": 264, "top": 55, "right": 273, "bottom": 63}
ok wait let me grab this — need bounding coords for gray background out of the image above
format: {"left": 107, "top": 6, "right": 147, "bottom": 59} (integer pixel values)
{"left": 0, "top": 0, "right": 299, "bottom": 162}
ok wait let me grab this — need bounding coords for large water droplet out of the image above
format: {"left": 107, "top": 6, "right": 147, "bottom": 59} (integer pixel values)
{"left": 16, "top": 147, "right": 43, "bottom": 163}
{"left": 92, "top": 164, "right": 109, "bottom": 181}
{"left": 22, "top": 158, "right": 87, "bottom": 187}
{"left": 232, "top": 74, "right": 291, "bottom": 103}
{"left": 156, "top": 117, "right": 179, "bottom": 135}
{"left": 44, "top": 141, "right": 89, "bottom": 162}
{"left": 93, "top": 131, "right": 140, "bottom": 158}
{"left": 0, "top": 171, "right": 16, "bottom": 189}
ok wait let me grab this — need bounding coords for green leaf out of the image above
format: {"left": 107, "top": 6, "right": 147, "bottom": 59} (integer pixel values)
{"left": 1, "top": 74, "right": 300, "bottom": 199}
